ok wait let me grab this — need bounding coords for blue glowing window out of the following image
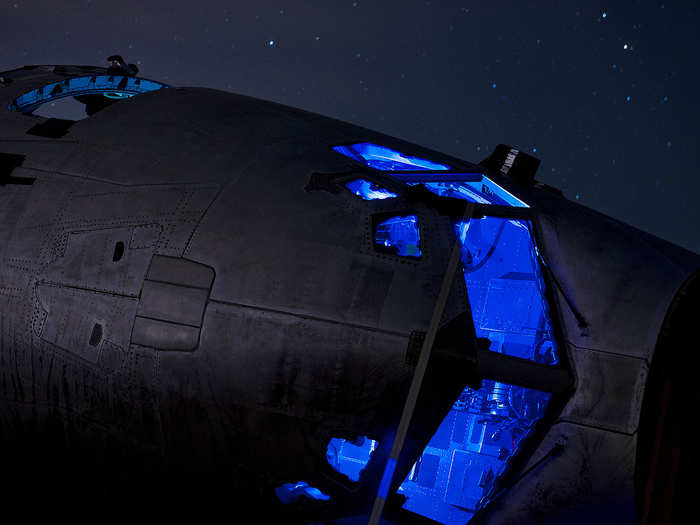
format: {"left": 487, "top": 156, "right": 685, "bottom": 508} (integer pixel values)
{"left": 275, "top": 481, "right": 330, "bottom": 504}
{"left": 345, "top": 179, "right": 397, "bottom": 200}
{"left": 455, "top": 217, "right": 559, "bottom": 366}
{"left": 103, "top": 92, "right": 134, "bottom": 100}
{"left": 333, "top": 142, "right": 451, "bottom": 171}
{"left": 8, "top": 75, "right": 168, "bottom": 112}
{"left": 375, "top": 215, "right": 422, "bottom": 257}
{"left": 390, "top": 215, "right": 558, "bottom": 522}
{"left": 403, "top": 178, "right": 528, "bottom": 208}
{"left": 368, "top": 173, "right": 557, "bottom": 522}
{"left": 326, "top": 436, "right": 378, "bottom": 482}
{"left": 398, "top": 381, "right": 552, "bottom": 524}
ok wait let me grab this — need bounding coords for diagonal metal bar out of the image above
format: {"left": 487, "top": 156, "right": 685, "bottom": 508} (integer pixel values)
{"left": 368, "top": 202, "right": 474, "bottom": 525}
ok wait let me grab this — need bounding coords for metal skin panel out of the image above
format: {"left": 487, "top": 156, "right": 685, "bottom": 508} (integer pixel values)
{"left": 185, "top": 154, "right": 467, "bottom": 333}
{"left": 475, "top": 423, "right": 637, "bottom": 525}
{"left": 520, "top": 188, "right": 700, "bottom": 361}
{"left": 146, "top": 254, "right": 214, "bottom": 288}
{"left": 0, "top": 64, "right": 697, "bottom": 522}
{"left": 131, "top": 316, "right": 200, "bottom": 351}
{"left": 558, "top": 344, "right": 648, "bottom": 435}
{"left": 35, "top": 283, "right": 139, "bottom": 364}
{"left": 136, "top": 280, "right": 209, "bottom": 326}
{"left": 39, "top": 226, "right": 153, "bottom": 296}
{"left": 0, "top": 65, "right": 476, "bottom": 518}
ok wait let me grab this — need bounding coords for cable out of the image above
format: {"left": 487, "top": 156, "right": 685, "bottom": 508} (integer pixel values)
{"left": 526, "top": 221, "right": 589, "bottom": 330}
{"left": 462, "top": 218, "right": 508, "bottom": 274}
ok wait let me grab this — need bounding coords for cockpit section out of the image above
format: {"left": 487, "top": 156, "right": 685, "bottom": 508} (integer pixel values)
{"left": 331, "top": 142, "right": 568, "bottom": 524}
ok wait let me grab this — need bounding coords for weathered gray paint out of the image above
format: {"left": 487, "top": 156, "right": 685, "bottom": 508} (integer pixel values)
{"left": 0, "top": 64, "right": 698, "bottom": 522}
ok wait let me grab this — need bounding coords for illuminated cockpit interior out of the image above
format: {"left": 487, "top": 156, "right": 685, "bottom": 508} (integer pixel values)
{"left": 7, "top": 74, "right": 168, "bottom": 115}
{"left": 410, "top": 179, "right": 529, "bottom": 208}
{"left": 344, "top": 179, "right": 398, "bottom": 200}
{"left": 275, "top": 481, "right": 330, "bottom": 504}
{"left": 332, "top": 142, "right": 562, "bottom": 524}
{"left": 375, "top": 215, "right": 422, "bottom": 257}
{"left": 326, "top": 436, "right": 378, "bottom": 482}
{"left": 333, "top": 142, "right": 451, "bottom": 171}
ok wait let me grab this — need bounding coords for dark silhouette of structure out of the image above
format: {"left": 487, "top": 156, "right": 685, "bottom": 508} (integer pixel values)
{"left": 0, "top": 59, "right": 695, "bottom": 524}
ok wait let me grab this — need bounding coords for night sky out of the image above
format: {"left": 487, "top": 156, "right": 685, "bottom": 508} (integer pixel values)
{"left": 2, "top": 1, "right": 698, "bottom": 253}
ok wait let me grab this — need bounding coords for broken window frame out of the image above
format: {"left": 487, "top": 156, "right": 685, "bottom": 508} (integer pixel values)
{"left": 367, "top": 198, "right": 574, "bottom": 525}
{"left": 324, "top": 143, "right": 574, "bottom": 521}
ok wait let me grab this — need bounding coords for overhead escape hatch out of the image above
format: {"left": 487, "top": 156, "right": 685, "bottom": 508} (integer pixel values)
{"left": 7, "top": 66, "right": 169, "bottom": 123}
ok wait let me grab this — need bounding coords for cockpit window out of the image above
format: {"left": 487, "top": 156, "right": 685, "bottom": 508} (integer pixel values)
{"left": 326, "top": 436, "right": 378, "bottom": 482}
{"left": 375, "top": 214, "right": 422, "bottom": 257}
{"left": 408, "top": 179, "right": 529, "bottom": 208}
{"left": 275, "top": 481, "right": 331, "bottom": 504}
{"left": 345, "top": 179, "right": 397, "bottom": 200}
{"left": 326, "top": 145, "right": 563, "bottom": 522}
{"left": 394, "top": 215, "right": 560, "bottom": 523}
{"left": 398, "top": 382, "right": 552, "bottom": 523}
{"left": 333, "top": 142, "right": 451, "bottom": 171}
{"left": 455, "top": 216, "right": 559, "bottom": 366}
{"left": 8, "top": 74, "right": 168, "bottom": 116}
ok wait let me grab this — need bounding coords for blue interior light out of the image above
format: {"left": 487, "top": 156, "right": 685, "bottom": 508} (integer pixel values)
{"left": 8, "top": 74, "right": 168, "bottom": 112}
{"left": 454, "top": 217, "right": 559, "bottom": 366}
{"left": 333, "top": 142, "right": 450, "bottom": 171}
{"left": 326, "top": 436, "right": 378, "bottom": 481}
{"left": 375, "top": 215, "right": 422, "bottom": 257}
{"left": 405, "top": 178, "right": 528, "bottom": 208}
{"left": 364, "top": 173, "right": 557, "bottom": 522}
{"left": 397, "top": 216, "right": 558, "bottom": 521}
{"left": 345, "top": 179, "right": 397, "bottom": 200}
{"left": 103, "top": 92, "right": 134, "bottom": 99}
{"left": 275, "top": 481, "right": 331, "bottom": 504}
{"left": 398, "top": 381, "right": 551, "bottom": 523}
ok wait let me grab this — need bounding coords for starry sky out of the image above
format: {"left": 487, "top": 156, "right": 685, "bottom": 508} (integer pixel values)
{"left": 2, "top": 1, "right": 698, "bottom": 253}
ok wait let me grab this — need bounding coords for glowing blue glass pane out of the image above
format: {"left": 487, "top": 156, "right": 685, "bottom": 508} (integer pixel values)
{"left": 455, "top": 217, "right": 559, "bottom": 365}
{"left": 103, "top": 92, "right": 134, "bottom": 99}
{"left": 407, "top": 179, "right": 528, "bottom": 208}
{"left": 8, "top": 75, "right": 168, "bottom": 112}
{"left": 375, "top": 215, "right": 422, "bottom": 257}
{"left": 275, "top": 481, "right": 331, "bottom": 504}
{"left": 344, "top": 179, "right": 397, "bottom": 200}
{"left": 398, "top": 381, "right": 551, "bottom": 523}
{"left": 333, "top": 142, "right": 450, "bottom": 171}
{"left": 326, "top": 436, "right": 378, "bottom": 482}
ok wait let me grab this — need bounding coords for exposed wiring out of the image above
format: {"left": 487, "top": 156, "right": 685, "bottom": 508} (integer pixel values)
{"left": 462, "top": 219, "right": 508, "bottom": 274}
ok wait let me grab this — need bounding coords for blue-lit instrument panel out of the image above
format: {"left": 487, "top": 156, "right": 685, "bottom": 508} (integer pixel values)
{"left": 397, "top": 382, "right": 551, "bottom": 524}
